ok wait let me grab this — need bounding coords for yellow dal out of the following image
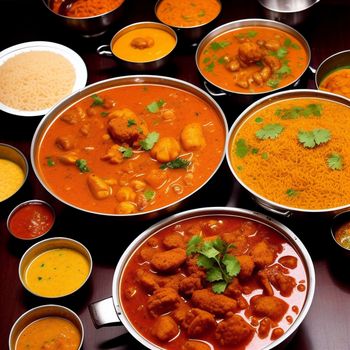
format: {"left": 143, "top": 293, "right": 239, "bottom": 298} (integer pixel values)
{"left": 25, "top": 248, "right": 90, "bottom": 297}
{"left": 0, "top": 158, "right": 25, "bottom": 201}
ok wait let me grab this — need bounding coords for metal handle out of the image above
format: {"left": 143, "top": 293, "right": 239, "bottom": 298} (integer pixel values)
{"left": 253, "top": 197, "right": 292, "bottom": 218}
{"left": 89, "top": 297, "right": 122, "bottom": 328}
{"left": 97, "top": 45, "right": 114, "bottom": 57}
{"left": 203, "top": 81, "right": 227, "bottom": 97}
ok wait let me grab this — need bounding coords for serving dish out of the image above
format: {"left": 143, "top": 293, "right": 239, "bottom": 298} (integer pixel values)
{"left": 0, "top": 41, "right": 87, "bottom": 117}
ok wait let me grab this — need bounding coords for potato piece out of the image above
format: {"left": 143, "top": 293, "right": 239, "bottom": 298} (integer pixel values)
{"left": 87, "top": 174, "right": 111, "bottom": 199}
{"left": 150, "top": 137, "right": 180, "bottom": 163}
{"left": 58, "top": 152, "right": 78, "bottom": 165}
{"left": 145, "top": 169, "right": 168, "bottom": 189}
{"left": 116, "top": 186, "right": 136, "bottom": 202}
{"left": 115, "top": 201, "right": 137, "bottom": 214}
{"left": 180, "top": 123, "right": 206, "bottom": 151}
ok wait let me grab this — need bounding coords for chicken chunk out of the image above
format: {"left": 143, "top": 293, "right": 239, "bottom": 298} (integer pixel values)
{"left": 150, "top": 136, "right": 180, "bottom": 163}
{"left": 191, "top": 289, "right": 237, "bottom": 317}
{"left": 107, "top": 108, "right": 148, "bottom": 146}
{"left": 101, "top": 144, "right": 124, "bottom": 164}
{"left": 150, "top": 247, "right": 187, "bottom": 272}
{"left": 87, "top": 173, "right": 111, "bottom": 199}
{"left": 263, "top": 55, "right": 281, "bottom": 72}
{"left": 250, "top": 295, "right": 288, "bottom": 322}
{"left": 250, "top": 241, "right": 276, "bottom": 268}
{"left": 180, "top": 123, "right": 206, "bottom": 151}
{"left": 183, "top": 308, "right": 216, "bottom": 337}
{"left": 55, "top": 136, "right": 75, "bottom": 151}
{"left": 179, "top": 275, "right": 203, "bottom": 297}
{"left": 136, "top": 269, "right": 159, "bottom": 293}
{"left": 182, "top": 340, "right": 211, "bottom": 350}
{"left": 238, "top": 41, "right": 263, "bottom": 64}
{"left": 236, "top": 255, "right": 255, "bottom": 279}
{"left": 258, "top": 317, "right": 271, "bottom": 338}
{"left": 147, "top": 287, "right": 181, "bottom": 316}
{"left": 152, "top": 315, "right": 178, "bottom": 342}
{"left": 163, "top": 233, "right": 185, "bottom": 249}
{"left": 215, "top": 314, "right": 253, "bottom": 346}
{"left": 115, "top": 201, "right": 137, "bottom": 214}
{"left": 58, "top": 152, "right": 79, "bottom": 165}
{"left": 60, "top": 107, "right": 86, "bottom": 124}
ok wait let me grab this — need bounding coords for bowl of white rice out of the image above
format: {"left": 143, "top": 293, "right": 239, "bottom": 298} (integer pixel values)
{"left": 0, "top": 41, "right": 88, "bottom": 117}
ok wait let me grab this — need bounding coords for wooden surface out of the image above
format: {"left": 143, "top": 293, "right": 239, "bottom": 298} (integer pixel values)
{"left": 1, "top": 0, "right": 350, "bottom": 349}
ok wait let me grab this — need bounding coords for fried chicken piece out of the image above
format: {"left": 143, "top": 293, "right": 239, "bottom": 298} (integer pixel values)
{"left": 179, "top": 276, "right": 203, "bottom": 297}
{"left": 250, "top": 240, "right": 276, "bottom": 268}
{"left": 152, "top": 315, "right": 178, "bottom": 342}
{"left": 163, "top": 233, "right": 185, "bottom": 249}
{"left": 172, "top": 302, "right": 191, "bottom": 325}
{"left": 147, "top": 287, "right": 181, "bottom": 316}
{"left": 250, "top": 295, "right": 288, "bottom": 322}
{"left": 238, "top": 41, "right": 263, "bottom": 64}
{"left": 236, "top": 255, "right": 255, "bottom": 279}
{"left": 136, "top": 269, "right": 159, "bottom": 293}
{"left": 150, "top": 247, "right": 187, "bottom": 272}
{"left": 183, "top": 308, "right": 216, "bottom": 337}
{"left": 55, "top": 136, "right": 75, "bottom": 151}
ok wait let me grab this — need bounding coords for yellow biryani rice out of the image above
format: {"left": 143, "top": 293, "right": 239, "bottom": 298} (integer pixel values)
{"left": 0, "top": 51, "right": 76, "bottom": 111}
{"left": 0, "top": 159, "right": 25, "bottom": 201}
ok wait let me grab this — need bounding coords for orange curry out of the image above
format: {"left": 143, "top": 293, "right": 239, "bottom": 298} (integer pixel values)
{"left": 198, "top": 26, "right": 308, "bottom": 93}
{"left": 120, "top": 215, "right": 307, "bottom": 350}
{"left": 36, "top": 84, "right": 225, "bottom": 214}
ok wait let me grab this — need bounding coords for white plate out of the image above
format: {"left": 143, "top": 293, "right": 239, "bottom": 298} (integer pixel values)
{"left": 0, "top": 41, "right": 88, "bottom": 117}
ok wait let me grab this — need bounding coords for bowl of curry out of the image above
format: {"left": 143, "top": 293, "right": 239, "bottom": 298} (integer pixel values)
{"left": 31, "top": 75, "right": 227, "bottom": 217}
{"left": 89, "top": 206, "right": 315, "bottom": 350}
{"left": 196, "top": 19, "right": 310, "bottom": 104}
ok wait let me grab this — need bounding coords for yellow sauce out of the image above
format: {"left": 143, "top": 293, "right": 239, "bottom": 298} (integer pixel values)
{"left": 15, "top": 316, "right": 81, "bottom": 350}
{"left": 112, "top": 27, "right": 176, "bottom": 62}
{"left": 0, "top": 158, "right": 25, "bottom": 201}
{"left": 319, "top": 67, "right": 350, "bottom": 99}
{"left": 25, "top": 248, "right": 90, "bottom": 297}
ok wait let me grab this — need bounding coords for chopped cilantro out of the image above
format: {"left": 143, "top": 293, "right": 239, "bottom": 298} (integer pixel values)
{"left": 160, "top": 158, "right": 190, "bottom": 169}
{"left": 127, "top": 119, "right": 137, "bottom": 127}
{"left": 205, "top": 62, "right": 215, "bottom": 72}
{"left": 275, "top": 47, "right": 288, "bottom": 59}
{"left": 261, "top": 152, "right": 269, "bottom": 160}
{"left": 284, "top": 38, "right": 300, "bottom": 49}
{"left": 210, "top": 41, "right": 231, "bottom": 51}
{"left": 235, "top": 138, "right": 249, "bottom": 158}
{"left": 147, "top": 100, "right": 165, "bottom": 113}
{"left": 256, "top": 124, "right": 284, "bottom": 140}
{"left": 198, "top": 9, "right": 205, "bottom": 17}
{"left": 276, "top": 64, "right": 291, "bottom": 76}
{"left": 144, "top": 189, "right": 155, "bottom": 201}
{"left": 218, "top": 56, "right": 227, "bottom": 64}
{"left": 255, "top": 117, "right": 264, "bottom": 123}
{"left": 235, "top": 31, "right": 258, "bottom": 40}
{"left": 119, "top": 146, "right": 133, "bottom": 158}
{"left": 327, "top": 153, "right": 343, "bottom": 170}
{"left": 100, "top": 111, "right": 109, "bottom": 117}
{"left": 298, "top": 128, "right": 331, "bottom": 148}
{"left": 276, "top": 104, "right": 323, "bottom": 119}
{"left": 90, "top": 94, "right": 104, "bottom": 107}
{"left": 139, "top": 132, "right": 159, "bottom": 150}
{"left": 203, "top": 57, "right": 211, "bottom": 64}
{"left": 75, "top": 159, "right": 90, "bottom": 173}
{"left": 286, "top": 188, "right": 298, "bottom": 197}
{"left": 251, "top": 148, "right": 259, "bottom": 154}
{"left": 267, "top": 79, "right": 280, "bottom": 89}
{"left": 46, "top": 157, "right": 55, "bottom": 167}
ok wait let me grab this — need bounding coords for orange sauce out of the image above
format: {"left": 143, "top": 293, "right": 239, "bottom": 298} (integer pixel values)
{"left": 319, "top": 67, "right": 350, "bottom": 99}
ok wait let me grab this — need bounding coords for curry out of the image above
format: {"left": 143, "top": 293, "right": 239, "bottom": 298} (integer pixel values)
{"left": 198, "top": 26, "right": 308, "bottom": 93}
{"left": 319, "top": 67, "right": 350, "bottom": 99}
{"left": 120, "top": 215, "right": 307, "bottom": 349}
{"left": 0, "top": 158, "right": 25, "bottom": 202}
{"left": 36, "top": 84, "right": 225, "bottom": 214}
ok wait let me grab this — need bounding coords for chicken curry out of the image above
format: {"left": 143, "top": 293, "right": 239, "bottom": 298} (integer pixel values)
{"left": 120, "top": 215, "right": 308, "bottom": 350}
{"left": 35, "top": 84, "right": 226, "bottom": 214}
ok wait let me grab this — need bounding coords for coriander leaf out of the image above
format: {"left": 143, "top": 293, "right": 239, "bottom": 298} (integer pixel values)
{"left": 212, "top": 281, "right": 227, "bottom": 294}
{"left": 256, "top": 124, "right": 284, "bottom": 140}
{"left": 255, "top": 117, "right": 264, "bottom": 123}
{"left": 247, "top": 30, "right": 257, "bottom": 38}
{"left": 200, "top": 241, "right": 219, "bottom": 259}
{"left": 276, "top": 64, "right": 291, "bottom": 76}
{"left": 160, "top": 158, "right": 190, "bottom": 170}
{"left": 144, "top": 189, "right": 155, "bottom": 201}
{"left": 119, "top": 146, "right": 133, "bottom": 158}
{"left": 313, "top": 128, "right": 331, "bottom": 145}
{"left": 205, "top": 62, "right": 215, "bottom": 72}
{"left": 276, "top": 47, "right": 288, "bottom": 59}
{"left": 46, "top": 157, "right": 55, "bottom": 167}
{"left": 276, "top": 104, "right": 323, "bottom": 119}
{"left": 100, "top": 111, "right": 109, "bottom": 117}
{"left": 298, "top": 128, "right": 331, "bottom": 148}
{"left": 286, "top": 188, "right": 298, "bottom": 197}
{"left": 267, "top": 79, "right": 280, "bottom": 89}
{"left": 222, "top": 254, "right": 240, "bottom": 277}
{"left": 261, "top": 152, "right": 269, "bottom": 160}
{"left": 235, "top": 138, "right": 249, "bottom": 158}
{"left": 198, "top": 9, "right": 205, "bottom": 17}
{"left": 75, "top": 159, "right": 90, "bottom": 173}
{"left": 218, "top": 56, "right": 227, "bottom": 64}
{"left": 197, "top": 255, "right": 214, "bottom": 269}
{"left": 327, "top": 153, "right": 343, "bottom": 170}
{"left": 147, "top": 100, "right": 165, "bottom": 113}
{"left": 90, "top": 94, "right": 104, "bottom": 107}
{"left": 210, "top": 41, "right": 231, "bottom": 51}
{"left": 139, "top": 132, "right": 159, "bottom": 151}
{"left": 203, "top": 57, "right": 211, "bottom": 64}
{"left": 186, "top": 235, "right": 203, "bottom": 255}
{"left": 252, "top": 148, "right": 259, "bottom": 154}
{"left": 206, "top": 267, "right": 223, "bottom": 282}
{"left": 127, "top": 119, "right": 137, "bottom": 127}
{"left": 284, "top": 38, "right": 292, "bottom": 47}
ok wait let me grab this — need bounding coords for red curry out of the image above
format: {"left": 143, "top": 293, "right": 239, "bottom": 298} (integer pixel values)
{"left": 36, "top": 84, "right": 225, "bottom": 215}
{"left": 120, "top": 216, "right": 307, "bottom": 350}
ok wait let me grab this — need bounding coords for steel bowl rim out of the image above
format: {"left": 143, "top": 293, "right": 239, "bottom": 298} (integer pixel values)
{"left": 195, "top": 18, "right": 311, "bottom": 96}
{"left": 111, "top": 206, "right": 316, "bottom": 350}
{"left": 226, "top": 88, "right": 350, "bottom": 214}
{"left": 257, "top": 0, "right": 320, "bottom": 14}
{"left": 30, "top": 74, "right": 228, "bottom": 217}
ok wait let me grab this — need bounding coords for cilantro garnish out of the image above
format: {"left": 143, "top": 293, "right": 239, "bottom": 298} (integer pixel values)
{"left": 75, "top": 159, "right": 90, "bottom": 173}
{"left": 235, "top": 31, "right": 258, "bottom": 40}
{"left": 127, "top": 119, "right": 137, "bottom": 127}
{"left": 210, "top": 41, "right": 231, "bottom": 51}
{"left": 100, "top": 111, "right": 109, "bottom": 117}
{"left": 261, "top": 152, "right": 269, "bottom": 160}
{"left": 198, "top": 9, "right": 205, "bottom": 17}
{"left": 119, "top": 146, "right": 133, "bottom": 158}
{"left": 298, "top": 128, "right": 331, "bottom": 148}
{"left": 286, "top": 188, "right": 298, "bottom": 197}
{"left": 90, "top": 94, "right": 104, "bottom": 107}
{"left": 255, "top": 117, "right": 264, "bottom": 123}
{"left": 46, "top": 157, "right": 55, "bottom": 167}
{"left": 284, "top": 38, "right": 300, "bottom": 49}
{"left": 160, "top": 158, "right": 190, "bottom": 170}
{"left": 139, "top": 132, "right": 159, "bottom": 150}
{"left": 144, "top": 189, "right": 155, "bottom": 201}
{"left": 205, "top": 62, "right": 215, "bottom": 72}
{"left": 276, "top": 104, "right": 323, "bottom": 119}
{"left": 327, "top": 153, "right": 343, "bottom": 170}
{"left": 147, "top": 100, "right": 165, "bottom": 113}
{"left": 235, "top": 138, "right": 249, "bottom": 158}
{"left": 186, "top": 235, "right": 240, "bottom": 294}
{"left": 256, "top": 124, "right": 284, "bottom": 140}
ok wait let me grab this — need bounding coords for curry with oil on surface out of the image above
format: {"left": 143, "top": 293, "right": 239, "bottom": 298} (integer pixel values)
{"left": 319, "top": 66, "right": 350, "bottom": 99}
{"left": 120, "top": 216, "right": 308, "bottom": 350}
{"left": 198, "top": 26, "right": 308, "bottom": 93}
{"left": 36, "top": 84, "right": 225, "bottom": 214}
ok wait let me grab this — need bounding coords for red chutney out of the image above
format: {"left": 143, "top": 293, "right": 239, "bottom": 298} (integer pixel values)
{"left": 120, "top": 216, "right": 308, "bottom": 350}
{"left": 8, "top": 202, "right": 54, "bottom": 239}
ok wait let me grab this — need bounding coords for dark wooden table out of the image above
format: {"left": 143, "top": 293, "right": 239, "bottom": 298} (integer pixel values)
{"left": 1, "top": 0, "right": 350, "bottom": 349}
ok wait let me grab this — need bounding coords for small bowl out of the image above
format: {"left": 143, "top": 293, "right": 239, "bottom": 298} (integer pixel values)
{"left": 0, "top": 143, "right": 28, "bottom": 203}
{"left": 41, "top": 0, "right": 127, "bottom": 37}
{"left": 97, "top": 22, "right": 177, "bottom": 71}
{"left": 155, "top": 0, "right": 222, "bottom": 46}
{"left": 257, "top": 0, "right": 320, "bottom": 27}
{"left": 9, "top": 304, "right": 84, "bottom": 350}
{"left": 315, "top": 50, "right": 350, "bottom": 100}
{"left": 331, "top": 211, "right": 350, "bottom": 257}
{"left": 19, "top": 237, "right": 92, "bottom": 298}
{"left": 7, "top": 200, "right": 55, "bottom": 240}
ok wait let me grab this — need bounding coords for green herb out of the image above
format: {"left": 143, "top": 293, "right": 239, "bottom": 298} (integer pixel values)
{"left": 205, "top": 62, "right": 215, "bottom": 72}
{"left": 276, "top": 64, "right": 291, "bottom": 76}
{"left": 160, "top": 158, "right": 190, "bottom": 169}
{"left": 75, "top": 159, "right": 90, "bottom": 173}
{"left": 276, "top": 104, "right": 323, "bottom": 119}
{"left": 90, "top": 94, "right": 104, "bottom": 107}
{"left": 198, "top": 9, "right": 205, "bottom": 17}
{"left": 256, "top": 124, "right": 284, "bottom": 140}
{"left": 261, "top": 152, "right": 269, "bottom": 160}
{"left": 186, "top": 235, "right": 240, "bottom": 294}
{"left": 255, "top": 117, "right": 264, "bottom": 123}
{"left": 127, "top": 119, "right": 137, "bottom": 127}
{"left": 147, "top": 100, "right": 165, "bottom": 113}
{"left": 210, "top": 41, "right": 231, "bottom": 51}
{"left": 298, "top": 128, "right": 331, "bottom": 148}
{"left": 203, "top": 57, "right": 211, "bottom": 64}
{"left": 218, "top": 56, "right": 227, "bottom": 64}
{"left": 46, "top": 157, "right": 55, "bottom": 167}
{"left": 286, "top": 188, "right": 298, "bottom": 197}
{"left": 100, "top": 111, "right": 109, "bottom": 117}
{"left": 267, "top": 79, "right": 280, "bottom": 89}
{"left": 235, "top": 138, "right": 249, "bottom": 158}
{"left": 139, "top": 132, "right": 159, "bottom": 150}
{"left": 144, "top": 189, "right": 155, "bottom": 201}
{"left": 284, "top": 38, "right": 300, "bottom": 49}
{"left": 274, "top": 46, "right": 288, "bottom": 59}
{"left": 251, "top": 148, "right": 259, "bottom": 154}
{"left": 119, "top": 146, "right": 133, "bottom": 158}
{"left": 235, "top": 31, "right": 258, "bottom": 40}
{"left": 182, "top": 15, "right": 191, "bottom": 21}
{"left": 327, "top": 153, "right": 343, "bottom": 170}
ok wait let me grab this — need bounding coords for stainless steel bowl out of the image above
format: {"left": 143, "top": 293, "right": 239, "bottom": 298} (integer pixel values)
{"left": 97, "top": 22, "right": 177, "bottom": 71}
{"left": 330, "top": 211, "right": 350, "bottom": 258}
{"left": 9, "top": 304, "right": 84, "bottom": 350}
{"left": 226, "top": 89, "right": 350, "bottom": 218}
{"left": 41, "top": 0, "right": 127, "bottom": 37}
{"left": 196, "top": 19, "right": 311, "bottom": 105}
{"left": 89, "top": 206, "right": 315, "bottom": 350}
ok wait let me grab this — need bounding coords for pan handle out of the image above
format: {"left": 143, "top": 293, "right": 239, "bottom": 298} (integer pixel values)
{"left": 203, "top": 81, "right": 227, "bottom": 97}
{"left": 89, "top": 297, "right": 122, "bottom": 328}
{"left": 97, "top": 45, "right": 114, "bottom": 57}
